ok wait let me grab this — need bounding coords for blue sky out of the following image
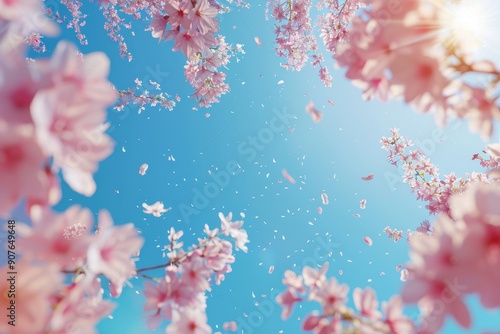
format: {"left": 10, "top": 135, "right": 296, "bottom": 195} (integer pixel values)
{"left": 4, "top": 0, "right": 500, "bottom": 333}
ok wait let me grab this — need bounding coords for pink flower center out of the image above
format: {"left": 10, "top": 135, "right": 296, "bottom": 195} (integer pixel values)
{"left": 382, "top": 44, "right": 392, "bottom": 55}
{"left": 9, "top": 85, "right": 34, "bottom": 109}
{"left": 188, "top": 321, "right": 197, "bottom": 331}
{"left": 1, "top": 145, "right": 23, "bottom": 168}
{"left": 100, "top": 246, "right": 113, "bottom": 261}
{"left": 53, "top": 239, "right": 71, "bottom": 253}
{"left": 486, "top": 232, "right": 500, "bottom": 259}
{"left": 189, "top": 270, "right": 196, "bottom": 279}
{"left": 327, "top": 295, "right": 337, "bottom": 304}
{"left": 418, "top": 64, "right": 434, "bottom": 79}
{"left": 3, "top": 0, "right": 15, "bottom": 7}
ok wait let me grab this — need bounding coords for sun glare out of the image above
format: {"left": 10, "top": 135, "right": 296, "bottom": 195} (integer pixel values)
{"left": 444, "top": 0, "right": 499, "bottom": 54}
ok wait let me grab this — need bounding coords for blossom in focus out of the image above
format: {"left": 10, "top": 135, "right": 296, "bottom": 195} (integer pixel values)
{"left": 143, "top": 201, "right": 171, "bottom": 217}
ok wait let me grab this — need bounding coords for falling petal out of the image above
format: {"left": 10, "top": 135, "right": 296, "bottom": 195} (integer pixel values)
{"left": 305, "top": 100, "right": 323, "bottom": 123}
{"left": 363, "top": 236, "right": 373, "bottom": 246}
{"left": 282, "top": 169, "right": 296, "bottom": 184}
{"left": 254, "top": 36, "right": 262, "bottom": 47}
{"left": 361, "top": 174, "right": 374, "bottom": 181}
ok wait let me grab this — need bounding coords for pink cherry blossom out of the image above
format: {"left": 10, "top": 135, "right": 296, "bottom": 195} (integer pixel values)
{"left": 30, "top": 41, "right": 117, "bottom": 197}
{"left": 277, "top": 262, "right": 416, "bottom": 333}
{"left": 219, "top": 212, "right": 250, "bottom": 252}
{"left": 49, "top": 274, "right": 115, "bottom": 333}
{"left": 189, "top": 0, "right": 218, "bottom": 35}
{"left": 0, "top": 122, "right": 50, "bottom": 217}
{"left": 276, "top": 288, "right": 303, "bottom": 320}
{"left": 167, "top": 308, "right": 211, "bottom": 334}
{"left": 382, "top": 296, "right": 416, "bottom": 334}
{"left": 150, "top": 13, "right": 169, "bottom": 39}
{"left": 87, "top": 210, "right": 144, "bottom": 295}
{"left": 0, "top": 53, "right": 44, "bottom": 125}
{"left": 180, "top": 256, "right": 211, "bottom": 292}
{"left": 17, "top": 204, "right": 94, "bottom": 268}
{"left": 143, "top": 279, "right": 171, "bottom": 330}
{"left": 315, "top": 276, "right": 349, "bottom": 314}
{"left": 164, "top": 0, "right": 193, "bottom": 30}
{"left": 173, "top": 29, "right": 208, "bottom": 58}
{"left": 353, "top": 287, "right": 382, "bottom": 320}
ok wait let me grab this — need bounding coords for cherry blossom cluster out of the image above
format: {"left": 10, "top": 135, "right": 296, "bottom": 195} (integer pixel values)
{"left": 380, "top": 128, "right": 493, "bottom": 216}
{"left": 266, "top": 0, "right": 335, "bottom": 86}
{"left": 383, "top": 226, "right": 405, "bottom": 242}
{"left": 0, "top": 205, "right": 143, "bottom": 334}
{"left": 184, "top": 36, "right": 245, "bottom": 107}
{"left": 0, "top": 39, "right": 117, "bottom": 218}
{"left": 140, "top": 212, "right": 249, "bottom": 333}
{"left": 276, "top": 262, "right": 416, "bottom": 333}
{"left": 0, "top": 209, "right": 248, "bottom": 333}
{"left": 402, "top": 182, "right": 500, "bottom": 333}
{"left": 149, "top": 0, "right": 219, "bottom": 59}
{"left": 334, "top": 0, "right": 500, "bottom": 139}
{"left": 145, "top": 0, "right": 246, "bottom": 107}
{"left": 40, "top": 0, "right": 247, "bottom": 108}
{"left": 316, "top": 0, "right": 365, "bottom": 55}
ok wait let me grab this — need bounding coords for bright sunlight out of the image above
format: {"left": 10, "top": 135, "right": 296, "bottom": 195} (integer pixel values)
{"left": 444, "top": 0, "right": 498, "bottom": 53}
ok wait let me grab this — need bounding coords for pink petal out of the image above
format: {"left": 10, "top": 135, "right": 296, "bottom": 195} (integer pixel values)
{"left": 361, "top": 174, "right": 374, "bottom": 181}
{"left": 282, "top": 169, "right": 296, "bottom": 184}
{"left": 363, "top": 236, "right": 373, "bottom": 246}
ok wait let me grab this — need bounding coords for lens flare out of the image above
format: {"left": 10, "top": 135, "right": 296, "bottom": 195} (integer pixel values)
{"left": 442, "top": 0, "right": 499, "bottom": 54}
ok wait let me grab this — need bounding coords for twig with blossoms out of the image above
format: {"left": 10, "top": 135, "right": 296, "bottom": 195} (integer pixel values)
{"left": 138, "top": 212, "right": 249, "bottom": 332}
{"left": 266, "top": 0, "right": 335, "bottom": 87}
{"left": 380, "top": 128, "right": 493, "bottom": 217}
{"left": 45, "top": 0, "right": 248, "bottom": 108}
{"left": 384, "top": 220, "right": 433, "bottom": 244}
{"left": 276, "top": 262, "right": 416, "bottom": 333}
{"left": 114, "top": 78, "right": 179, "bottom": 113}
{"left": 1, "top": 208, "right": 249, "bottom": 334}
{"left": 184, "top": 36, "right": 245, "bottom": 107}
{"left": 0, "top": 205, "right": 143, "bottom": 333}
{"left": 472, "top": 143, "right": 500, "bottom": 169}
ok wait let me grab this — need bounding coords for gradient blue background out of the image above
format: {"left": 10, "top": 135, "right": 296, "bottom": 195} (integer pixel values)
{"left": 2, "top": 0, "right": 500, "bottom": 332}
